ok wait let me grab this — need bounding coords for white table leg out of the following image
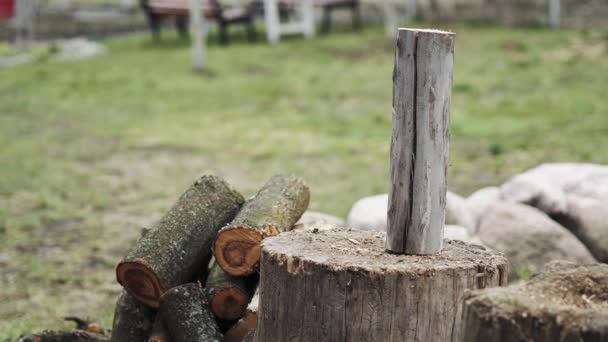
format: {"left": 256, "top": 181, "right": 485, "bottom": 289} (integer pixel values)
{"left": 264, "top": 0, "right": 281, "bottom": 43}
{"left": 301, "top": 0, "right": 315, "bottom": 39}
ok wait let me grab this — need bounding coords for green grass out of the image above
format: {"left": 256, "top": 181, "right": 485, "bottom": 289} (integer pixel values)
{"left": 1, "top": 24, "right": 608, "bottom": 339}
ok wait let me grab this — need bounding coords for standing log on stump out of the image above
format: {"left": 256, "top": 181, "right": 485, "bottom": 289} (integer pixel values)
{"left": 111, "top": 290, "right": 155, "bottom": 342}
{"left": 148, "top": 316, "right": 171, "bottom": 342}
{"left": 462, "top": 261, "right": 608, "bottom": 342}
{"left": 215, "top": 174, "right": 310, "bottom": 276}
{"left": 205, "top": 257, "right": 256, "bottom": 321}
{"left": 116, "top": 175, "right": 244, "bottom": 308}
{"left": 225, "top": 287, "right": 259, "bottom": 342}
{"left": 159, "top": 283, "right": 222, "bottom": 342}
{"left": 387, "top": 28, "right": 454, "bottom": 255}
{"left": 256, "top": 228, "right": 507, "bottom": 342}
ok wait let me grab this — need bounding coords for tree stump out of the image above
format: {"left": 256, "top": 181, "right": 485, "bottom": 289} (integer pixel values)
{"left": 462, "top": 261, "right": 608, "bottom": 342}
{"left": 256, "top": 228, "right": 507, "bottom": 342}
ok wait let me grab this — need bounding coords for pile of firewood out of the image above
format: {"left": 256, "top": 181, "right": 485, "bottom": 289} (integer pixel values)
{"left": 110, "top": 173, "right": 310, "bottom": 342}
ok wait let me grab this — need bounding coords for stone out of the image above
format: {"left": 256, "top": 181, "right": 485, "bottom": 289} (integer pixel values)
{"left": 465, "top": 186, "right": 501, "bottom": 232}
{"left": 477, "top": 202, "right": 596, "bottom": 280}
{"left": 294, "top": 211, "right": 345, "bottom": 229}
{"left": 445, "top": 191, "right": 475, "bottom": 234}
{"left": 346, "top": 194, "right": 388, "bottom": 232}
{"left": 444, "top": 225, "right": 484, "bottom": 245}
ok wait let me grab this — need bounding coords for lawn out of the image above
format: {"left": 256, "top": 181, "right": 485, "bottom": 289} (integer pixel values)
{"left": 1, "top": 24, "right": 607, "bottom": 339}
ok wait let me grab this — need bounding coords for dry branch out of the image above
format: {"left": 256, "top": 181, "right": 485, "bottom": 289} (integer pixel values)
{"left": 215, "top": 174, "right": 309, "bottom": 276}
{"left": 116, "top": 175, "right": 244, "bottom": 307}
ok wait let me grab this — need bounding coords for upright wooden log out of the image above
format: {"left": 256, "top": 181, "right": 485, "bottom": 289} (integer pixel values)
{"left": 224, "top": 287, "right": 259, "bottom": 342}
{"left": 461, "top": 261, "right": 608, "bottom": 342}
{"left": 387, "top": 28, "right": 454, "bottom": 255}
{"left": 159, "top": 283, "right": 223, "bottom": 342}
{"left": 116, "top": 175, "right": 244, "bottom": 308}
{"left": 205, "top": 257, "right": 256, "bottom": 321}
{"left": 111, "top": 291, "right": 155, "bottom": 342}
{"left": 215, "top": 174, "right": 310, "bottom": 276}
{"left": 256, "top": 228, "right": 507, "bottom": 342}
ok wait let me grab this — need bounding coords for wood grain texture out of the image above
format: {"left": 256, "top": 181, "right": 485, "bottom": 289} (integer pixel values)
{"left": 205, "top": 257, "right": 256, "bottom": 321}
{"left": 256, "top": 228, "right": 507, "bottom": 342}
{"left": 387, "top": 28, "right": 455, "bottom": 255}
{"left": 116, "top": 175, "right": 244, "bottom": 308}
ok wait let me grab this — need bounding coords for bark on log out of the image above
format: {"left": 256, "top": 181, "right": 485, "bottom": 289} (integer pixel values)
{"left": 159, "top": 283, "right": 222, "bottom": 342}
{"left": 24, "top": 331, "right": 109, "bottom": 342}
{"left": 205, "top": 257, "right": 256, "bottom": 321}
{"left": 116, "top": 175, "right": 245, "bottom": 308}
{"left": 215, "top": 174, "right": 309, "bottom": 276}
{"left": 256, "top": 227, "right": 507, "bottom": 342}
{"left": 461, "top": 261, "right": 608, "bottom": 342}
{"left": 148, "top": 316, "right": 171, "bottom": 342}
{"left": 111, "top": 290, "right": 155, "bottom": 342}
{"left": 224, "top": 288, "right": 259, "bottom": 342}
{"left": 387, "top": 28, "right": 454, "bottom": 255}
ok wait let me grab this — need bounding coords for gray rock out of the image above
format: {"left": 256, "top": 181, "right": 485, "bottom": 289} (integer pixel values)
{"left": 445, "top": 191, "right": 475, "bottom": 234}
{"left": 444, "top": 225, "right": 484, "bottom": 245}
{"left": 477, "top": 202, "right": 596, "bottom": 281}
{"left": 501, "top": 163, "right": 608, "bottom": 263}
{"left": 465, "top": 186, "right": 501, "bottom": 232}
{"left": 346, "top": 194, "right": 387, "bottom": 232}
{"left": 294, "top": 211, "right": 345, "bottom": 230}
{"left": 56, "top": 38, "right": 106, "bottom": 60}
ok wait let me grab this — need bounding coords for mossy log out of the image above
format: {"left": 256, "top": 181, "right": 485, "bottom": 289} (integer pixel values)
{"left": 159, "top": 283, "right": 222, "bottom": 342}
{"left": 224, "top": 288, "right": 259, "bottom": 342}
{"left": 205, "top": 257, "right": 256, "bottom": 321}
{"left": 461, "top": 261, "right": 608, "bottom": 342}
{"left": 24, "top": 331, "right": 109, "bottom": 342}
{"left": 148, "top": 316, "right": 171, "bottom": 342}
{"left": 256, "top": 227, "right": 507, "bottom": 342}
{"left": 215, "top": 174, "right": 309, "bottom": 276}
{"left": 111, "top": 290, "right": 155, "bottom": 342}
{"left": 116, "top": 175, "right": 244, "bottom": 308}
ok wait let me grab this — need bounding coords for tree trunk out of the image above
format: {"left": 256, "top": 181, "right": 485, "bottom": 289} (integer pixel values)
{"left": 224, "top": 288, "right": 259, "bottom": 342}
{"left": 26, "top": 331, "right": 109, "bottom": 342}
{"left": 256, "top": 227, "right": 507, "bottom": 342}
{"left": 111, "top": 290, "right": 155, "bottom": 342}
{"left": 215, "top": 174, "right": 309, "bottom": 276}
{"left": 148, "top": 315, "right": 171, "bottom": 342}
{"left": 205, "top": 257, "right": 256, "bottom": 321}
{"left": 159, "top": 283, "right": 223, "bottom": 342}
{"left": 461, "top": 261, "right": 608, "bottom": 342}
{"left": 116, "top": 175, "right": 244, "bottom": 308}
{"left": 387, "top": 28, "right": 454, "bottom": 255}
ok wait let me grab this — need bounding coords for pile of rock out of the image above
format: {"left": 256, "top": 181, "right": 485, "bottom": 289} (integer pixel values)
{"left": 344, "top": 163, "right": 607, "bottom": 280}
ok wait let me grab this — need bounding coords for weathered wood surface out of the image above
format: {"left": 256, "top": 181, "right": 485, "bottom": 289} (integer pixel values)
{"left": 111, "top": 290, "right": 155, "bottom": 342}
{"left": 215, "top": 174, "right": 309, "bottom": 276}
{"left": 387, "top": 28, "right": 455, "bottom": 255}
{"left": 116, "top": 175, "right": 244, "bottom": 308}
{"left": 256, "top": 227, "right": 507, "bottom": 342}
{"left": 159, "top": 283, "right": 222, "bottom": 342}
{"left": 148, "top": 315, "right": 171, "bottom": 342}
{"left": 461, "top": 261, "right": 608, "bottom": 342}
{"left": 224, "top": 287, "right": 259, "bottom": 342}
{"left": 205, "top": 257, "right": 256, "bottom": 321}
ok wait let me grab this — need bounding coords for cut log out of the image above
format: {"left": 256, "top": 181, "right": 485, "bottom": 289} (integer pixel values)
{"left": 111, "top": 290, "right": 155, "bottom": 342}
{"left": 387, "top": 28, "right": 454, "bottom": 255}
{"left": 159, "top": 283, "right": 223, "bottom": 342}
{"left": 215, "top": 174, "right": 309, "bottom": 276}
{"left": 205, "top": 256, "right": 256, "bottom": 321}
{"left": 256, "top": 227, "right": 507, "bottom": 342}
{"left": 224, "top": 288, "right": 259, "bottom": 342}
{"left": 462, "top": 261, "right": 608, "bottom": 342}
{"left": 148, "top": 316, "right": 171, "bottom": 342}
{"left": 25, "top": 330, "right": 109, "bottom": 342}
{"left": 116, "top": 175, "right": 244, "bottom": 308}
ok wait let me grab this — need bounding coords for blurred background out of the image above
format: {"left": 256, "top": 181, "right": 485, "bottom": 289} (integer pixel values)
{"left": 1, "top": 0, "right": 607, "bottom": 339}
